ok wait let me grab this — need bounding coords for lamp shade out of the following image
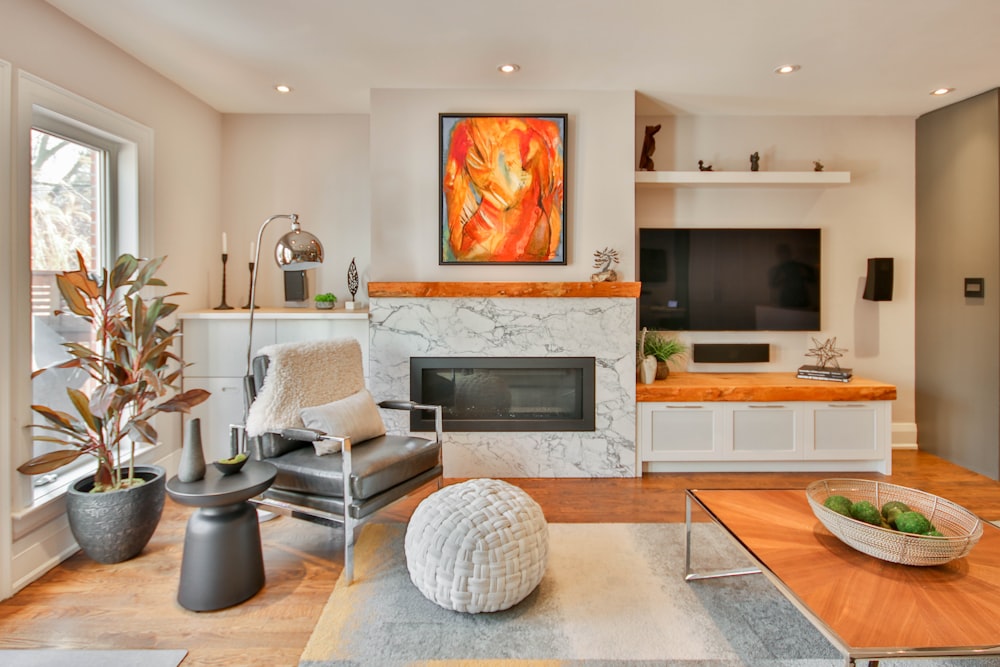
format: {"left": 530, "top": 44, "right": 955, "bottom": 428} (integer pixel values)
{"left": 275, "top": 228, "right": 324, "bottom": 270}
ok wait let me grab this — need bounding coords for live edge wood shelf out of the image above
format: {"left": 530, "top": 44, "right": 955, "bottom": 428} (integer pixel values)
{"left": 636, "top": 372, "right": 896, "bottom": 403}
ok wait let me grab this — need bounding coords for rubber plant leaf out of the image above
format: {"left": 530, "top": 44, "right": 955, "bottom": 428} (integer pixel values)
{"left": 17, "top": 450, "right": 86, "bottom": 475}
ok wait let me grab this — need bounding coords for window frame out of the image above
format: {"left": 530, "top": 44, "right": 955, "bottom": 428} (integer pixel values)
{"left": 11, "top": 72, "right": 154, "bottom": 523}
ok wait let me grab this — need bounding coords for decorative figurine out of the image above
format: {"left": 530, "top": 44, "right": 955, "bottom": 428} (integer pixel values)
{"left": 750, "top": 152, "right": 760, "bottom": 172}
{"left": 638, "top": 124, "right": 661, "bottom": 171}
{"left": 813, "top": 160, "right": 824, "bottom": 172}
{"left": 805, "top": 337, "right": 846, "bottom": 369}
{"left": 591, "top": 247, "right": 620, "bottom": 282}
{"left": 698, "top": 160, "right": 713, "bottom": 172}
{"left": 345, "top": 257, "right": 359, "bottom": 310}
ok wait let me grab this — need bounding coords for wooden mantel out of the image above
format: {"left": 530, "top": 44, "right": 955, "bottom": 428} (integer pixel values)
{"left": 368, "top": 281, "right": 641, "bottom": 298}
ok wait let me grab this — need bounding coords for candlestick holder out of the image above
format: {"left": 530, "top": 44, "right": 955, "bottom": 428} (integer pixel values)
{"left": 242, "top": 262, "right": 255, "bottom": 309}
{"left": 213, "top": 254, "right": 234, "bottom": 310}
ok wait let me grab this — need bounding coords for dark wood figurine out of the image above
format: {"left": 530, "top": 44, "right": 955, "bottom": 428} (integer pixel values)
{"left": 698, "top": 160, "right": 713, "bottom": 172}
{"left": 639, "top": 124, "right": 660, "bottom": 171}
{"left": 750, "top": 152, "right": 760, "bottom": 172}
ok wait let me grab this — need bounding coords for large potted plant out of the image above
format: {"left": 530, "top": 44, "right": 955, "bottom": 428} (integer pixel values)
{"left": 18, "top": 252, "right": 209, "bottom": 563}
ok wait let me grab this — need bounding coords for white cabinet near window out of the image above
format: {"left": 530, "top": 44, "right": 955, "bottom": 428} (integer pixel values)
{"left": 178, "top": 308, "right": 369, "bottom": 462}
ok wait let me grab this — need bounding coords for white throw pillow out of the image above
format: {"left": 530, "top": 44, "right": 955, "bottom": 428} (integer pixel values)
{"left": 299, "top": 389, "right": 387, "bottom": 455}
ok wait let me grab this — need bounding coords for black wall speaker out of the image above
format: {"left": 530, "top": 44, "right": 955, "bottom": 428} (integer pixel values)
{"left": 863, "top": 257, "right": 894, "bottom": 301}
{"left": 692, "top": 343, "right": 770, "bottom": 364}
{"left": 283, "top": 270, "right": 308, "bottom": 304}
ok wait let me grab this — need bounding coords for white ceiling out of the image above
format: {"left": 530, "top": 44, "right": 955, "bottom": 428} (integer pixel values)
{"left": 44, "top": 0, "right": 1000, "bottom": 117}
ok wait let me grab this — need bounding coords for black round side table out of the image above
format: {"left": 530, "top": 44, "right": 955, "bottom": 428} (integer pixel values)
{"left": 166, "top": 461, "right": 277, "bottom": 611}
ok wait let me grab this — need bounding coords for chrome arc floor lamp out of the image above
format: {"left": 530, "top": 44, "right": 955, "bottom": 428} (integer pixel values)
{"left": 239, "top": 213, "right": 324, "bottom": 451}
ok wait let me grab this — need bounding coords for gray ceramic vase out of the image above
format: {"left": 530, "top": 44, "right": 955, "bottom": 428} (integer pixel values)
{"left": 178, "top": 417, "right": 206, "bottom": 483}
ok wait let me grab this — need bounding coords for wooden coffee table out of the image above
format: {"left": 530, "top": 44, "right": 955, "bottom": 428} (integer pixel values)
{"left": 685, "top": 488, "right": 1000, "bottom": 666}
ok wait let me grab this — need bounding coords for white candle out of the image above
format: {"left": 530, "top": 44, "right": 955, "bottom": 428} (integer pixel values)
{"left": 222, "top": 232, "right": 227, "bottom": 253}
{"left": 249, "top": 241, "right": 256, "bottom": 263}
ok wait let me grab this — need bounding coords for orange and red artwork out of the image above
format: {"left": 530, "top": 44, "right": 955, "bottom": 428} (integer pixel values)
{"left": 440, "top": 114, "right": 566, "bottom": 264}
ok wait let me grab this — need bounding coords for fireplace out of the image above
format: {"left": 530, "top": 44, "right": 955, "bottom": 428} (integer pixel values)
{"left": 410, "top": 357, "right": 596, "bottom": 432}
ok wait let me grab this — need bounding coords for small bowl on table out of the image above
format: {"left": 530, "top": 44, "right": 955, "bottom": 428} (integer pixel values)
{"left": 213, "top": 455, "right": 248, "bottom": 476}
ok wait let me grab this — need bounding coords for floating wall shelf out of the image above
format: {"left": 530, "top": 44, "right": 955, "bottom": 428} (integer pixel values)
{"left": 635, "top": 171, "right": 851, "bottom": 186}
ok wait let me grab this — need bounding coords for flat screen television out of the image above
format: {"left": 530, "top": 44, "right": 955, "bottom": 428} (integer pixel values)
{"left": 639, "top": 228, "right": 821, "bottom": 331}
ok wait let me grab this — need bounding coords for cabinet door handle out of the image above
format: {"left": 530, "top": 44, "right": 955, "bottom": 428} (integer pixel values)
{"left": 828, "top": 403, "right": 866, "bottom": 408}
{"left": 220, "top": 385, "right": 240, "bottom": 392}
{"left": 665, "top": 404, "right": 702, "bottom": 409}
{"left": 748, "top": 404, "right": 785, "bottom": 409}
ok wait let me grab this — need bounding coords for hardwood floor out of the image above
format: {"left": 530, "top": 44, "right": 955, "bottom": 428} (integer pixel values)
{"left": 1, "top": 450, "right": 998, "bottom": 666}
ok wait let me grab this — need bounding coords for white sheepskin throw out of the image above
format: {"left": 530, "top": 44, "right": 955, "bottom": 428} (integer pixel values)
{"left": 245, "top": 338, "right": 366, "bottom": 437}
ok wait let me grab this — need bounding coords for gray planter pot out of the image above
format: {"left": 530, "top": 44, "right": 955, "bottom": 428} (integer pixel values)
{"left": 65, "top": 464, "right": 166, "bottom": 564}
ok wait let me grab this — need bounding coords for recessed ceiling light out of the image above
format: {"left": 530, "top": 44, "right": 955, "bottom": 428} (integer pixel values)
{"left": 497, "top": 63, "right": 520, "bottom": 74}
{"left": 774, "top": 64, "right": 801, "bottom": 75}
{"left": 930, "top": 87, "right": 955, "bottom": 96}
{"left": 274, "top": 84, "right": 293, "bottom": 94}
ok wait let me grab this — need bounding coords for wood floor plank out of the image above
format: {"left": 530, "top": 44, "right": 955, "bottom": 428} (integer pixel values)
{"left": 0, "top": 450, "right": 997, "bottom": 666}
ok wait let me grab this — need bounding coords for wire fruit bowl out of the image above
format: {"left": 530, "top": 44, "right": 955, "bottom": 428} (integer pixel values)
{"left": 806, "top": 478, "right": 983, "bottom": 566}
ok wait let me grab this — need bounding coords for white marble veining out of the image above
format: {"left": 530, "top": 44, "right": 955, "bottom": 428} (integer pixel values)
{"left": 369, "top": 297, "right": 637, "bottom": 478}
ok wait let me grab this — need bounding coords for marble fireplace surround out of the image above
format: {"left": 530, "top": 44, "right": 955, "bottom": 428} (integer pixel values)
{"left": 368, "top": 282, "right": 641, "bottom": 478}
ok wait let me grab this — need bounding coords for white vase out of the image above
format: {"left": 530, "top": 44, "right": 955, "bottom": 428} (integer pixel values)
{"left": 639, "top": 355, "right": 658, "bottom": 384}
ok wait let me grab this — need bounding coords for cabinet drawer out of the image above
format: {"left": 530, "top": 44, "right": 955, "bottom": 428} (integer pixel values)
{"left": 729, "top": 404, "right": 800, "bottom": 459}
{"left": 641, "top": 403, "right": 723, "bottom": 460}
{"left": 810, "top": 403, "right": 883, "bottom": 459}
{"left": 182, "top": 319, "right": 276, "bottom": 377}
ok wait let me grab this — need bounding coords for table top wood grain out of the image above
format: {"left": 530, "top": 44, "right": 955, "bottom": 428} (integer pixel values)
{"left": 689, "top": 488, "right": 1000, "bottom": 655}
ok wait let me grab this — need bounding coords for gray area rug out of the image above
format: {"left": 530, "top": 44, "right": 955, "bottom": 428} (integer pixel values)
{"left": 0, "top": 649, "right": 187, "bottom": 666}
{"left": 300, "top": 522, "right": 1000, "bottom": 666}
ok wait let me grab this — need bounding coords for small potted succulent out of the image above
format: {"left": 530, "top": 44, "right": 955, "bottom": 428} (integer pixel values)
{"left": 314, "top": 292, "right": 337, "bottom": 309}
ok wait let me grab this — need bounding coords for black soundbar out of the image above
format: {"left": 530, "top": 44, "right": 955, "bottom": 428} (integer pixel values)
{"left": 692, "top": 343, "right": 770, "bottom": 364}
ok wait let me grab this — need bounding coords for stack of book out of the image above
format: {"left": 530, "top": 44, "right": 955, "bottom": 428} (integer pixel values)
{"left": 797, "top": 365, "right": 853, "bottom": 382}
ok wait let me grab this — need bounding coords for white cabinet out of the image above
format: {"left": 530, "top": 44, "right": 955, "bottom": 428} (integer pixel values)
{"left": 639, "top": 399, "right": 890, "bottom": 473}
{"left": 179, "top": 309, "right": 370, "bottom": 461}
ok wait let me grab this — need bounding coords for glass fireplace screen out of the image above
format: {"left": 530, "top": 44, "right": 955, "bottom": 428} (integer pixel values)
{"left": 409, "top": 357, "right": 596, "bottom": 432}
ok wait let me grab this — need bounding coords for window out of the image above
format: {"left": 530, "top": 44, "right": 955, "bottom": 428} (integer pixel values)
{"left": 28, "top": 121, "right": 120, "bottom": 501}
{"left": 16, "top": 72, "right": 153, "bottom": 509}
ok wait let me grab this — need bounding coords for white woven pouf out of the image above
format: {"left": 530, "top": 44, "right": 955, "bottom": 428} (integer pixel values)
{"left": 404, "top": 478, "right": 548, "bottom": 613}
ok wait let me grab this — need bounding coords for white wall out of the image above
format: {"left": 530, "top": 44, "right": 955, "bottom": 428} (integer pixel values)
{"left": 369, "top": 89, "right": 636, "bottom": 282}
{"left": 219, "top": 114, "right": 371, "bottom": 309}
{"left": 635, "top": 114, "right": 916, "bottom": 431}
{"left": 0, "top": 0, "right": 222, "bottom": 595}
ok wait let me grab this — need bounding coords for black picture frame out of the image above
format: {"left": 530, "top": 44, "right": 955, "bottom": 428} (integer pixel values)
{"left": 439, "top": 113, "right": 568, "bottom": 265}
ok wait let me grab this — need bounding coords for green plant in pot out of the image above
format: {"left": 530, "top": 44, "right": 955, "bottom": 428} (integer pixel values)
{"left": 18, "top": 252, "right": 210, "bottom": 563}
{"left": 641, "top": 330, "right": 688, "bottom": 380}
{"left": 314, "top": 292, "right": 337, "bottom": 309}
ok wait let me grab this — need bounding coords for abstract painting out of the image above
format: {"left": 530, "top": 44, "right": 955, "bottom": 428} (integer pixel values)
{"left": 440, "top": 114, "right": 567, "bottom": 264}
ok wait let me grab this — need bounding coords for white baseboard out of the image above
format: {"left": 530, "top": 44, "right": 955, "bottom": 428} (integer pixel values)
{"left": 891, "top": 421, "right": 918, "bottom": 450}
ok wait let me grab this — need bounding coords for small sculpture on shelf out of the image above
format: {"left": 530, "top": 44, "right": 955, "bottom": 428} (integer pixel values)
{"left": 805, "top": 337, "right": 846, "bottom": 369}
{"left": 698, "top": 160, "right": 713, "bottom": 171}
{"left": 345, "top": 257, "right": 359, "bottom": 310}
{"left": 638, "top": 124, "right": 661, "bottom": 171}
{"left": 591, "top": 247, "right": 620, "bottom": 282}
{"left": 813, "top": 160, "right": 825, "bottom": 172}
{"left": 750, "top": 152, "right": 760, "bottom": 172}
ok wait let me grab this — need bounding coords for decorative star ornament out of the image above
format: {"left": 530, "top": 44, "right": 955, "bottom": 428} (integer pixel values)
{"left": 806, "top": 337, "right": 847, "bottom": 369}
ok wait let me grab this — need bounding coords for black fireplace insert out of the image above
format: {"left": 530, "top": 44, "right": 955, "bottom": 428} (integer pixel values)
{"left": 409, "top": 357, "right": 596, "bottom": 432}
